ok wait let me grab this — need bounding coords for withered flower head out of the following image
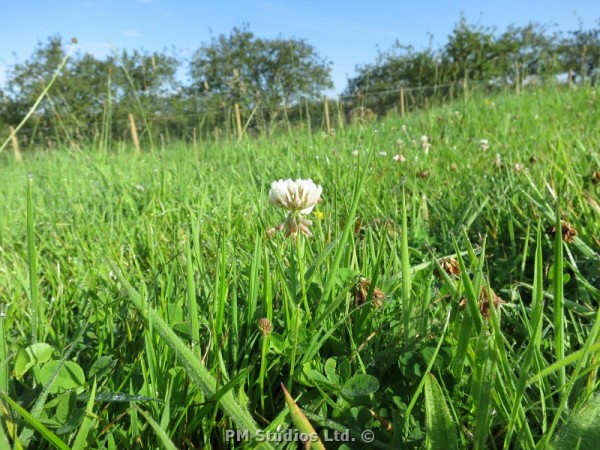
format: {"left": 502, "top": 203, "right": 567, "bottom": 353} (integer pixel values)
{"left": 354, "top": 277, "right": 385, "bottom": 309}
{"left": 265, "top": 227, "right": 277, "bottom": 239}
{"left": 592, "top": 171, "right": 600, "bottom": 184}
{"left": 459, "top": 285, "right": 504, "bottom": 320}
{"left": 417, "top": 170, "right": 430, "bottom": 180}
{"left": 546, "top": 220, "right": 577, "bottom": 243}
{"left": 258, "top": 318, "right": 273, "bottom": 336}
{"left": 449, "top": 163, "right": 458, "bottom": 171}
{"left": 479, "top": 286, "right": 503, "bottom": 320}
{"left": 493, "top": 154, "right": 504, "bottom": 169}
{"left": 434, "top": 257, "right": 461, "bottom": 279}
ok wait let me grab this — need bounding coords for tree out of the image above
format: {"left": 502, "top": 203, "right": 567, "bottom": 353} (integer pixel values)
{"left": 189, "top": 25, "right": 332, "bottom": 115}
{"left": 344, "top": 43, "right": 441, "bottom": 94}
{"left": 3, "top": 35, "right": 181, "bottom": 145}
{"left": 495, "top": 23, "right": 558, "bottom": 84}
{"left": 444, "top": 17, "right": 500, "bottom": 83}
{"left": 557, "top": 23, "right": 600, "bottom": 83}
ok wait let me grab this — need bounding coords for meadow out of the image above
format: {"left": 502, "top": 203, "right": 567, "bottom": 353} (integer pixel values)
{"left": 0, "top": 85, "right": 599, "bottom": 449}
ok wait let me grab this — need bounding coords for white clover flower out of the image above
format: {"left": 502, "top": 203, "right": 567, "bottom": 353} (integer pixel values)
{"left": 269, "top": 178, "right": 322, "bottom": 214}
{"left": 393, "top": 154, "right": 406, "bottom": 163}
{"left": 269, "top": 178, "right": 323, "bottom": 238}
{"left": 420, "top": 135, "right": 431, "bottom": 154}
{"left": 479, "top": 139, "right": 490, "bottom": 152}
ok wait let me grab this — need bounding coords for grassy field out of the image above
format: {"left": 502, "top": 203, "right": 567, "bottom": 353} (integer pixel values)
{"left": 0, "top": 85, "right": 599, "bottom": 449}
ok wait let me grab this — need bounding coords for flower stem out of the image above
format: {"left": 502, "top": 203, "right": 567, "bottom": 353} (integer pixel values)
{"left": 295, "top": 234, "right": 311, "bottom": 318}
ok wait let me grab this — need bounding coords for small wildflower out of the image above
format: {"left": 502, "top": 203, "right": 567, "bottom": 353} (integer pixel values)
{"left": 479, "top": 139, "right": 489, "bottom": 152}
{"left": 351, "top": 150, "right": 359, "bottom": 157}
{"left": 354, "top": 277, "right": 385, "bottom": 308}
{"left": 258, "top": 318, "right": 273, "bottom": 336}
{"left": 269, "top": 178, "right": 322, "bottom": 238}
{"left": 269, "top": 179, "right": 322, "bottom": 214}
{"left": 546, "top": 220, "right": 577, "bottom": 243}
{"left": 493, "top": 154, "right": 504, "bottom": 169}
{"left": 266, "top": 227, "right": 277, "bottom": 239}
{"left": 378, "top": 151, "right": 388, "bottom": 157}
{"left": 314, "top": 211, "right": 324, "bottom": 220}
{"left": 513, "top": 163, "right": 525, "bottom": 172}
{"left": 420, "top": 135, "right": 431, "bottom": 154}
{"left": 393, "top": 154, "right": 406, "bottom": 163}
{"left": 449, "top": 163, "right": 458, "bottom": 171}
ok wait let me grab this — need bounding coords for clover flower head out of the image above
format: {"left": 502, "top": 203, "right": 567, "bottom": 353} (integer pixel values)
{"left": 269, "top": 178, "right": 322, "bottom": 238}
{"left": 269, "top": 178, "right": 322, "bottom": 214}
{"left": 420, "top": 135, "right": 431, "bottom": 154}
{"left": 479, "top": 139, "right": 490, "bottom": 152}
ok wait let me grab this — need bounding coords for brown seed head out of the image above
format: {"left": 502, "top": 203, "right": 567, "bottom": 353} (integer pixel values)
{"left": 258, "top": 318, "right": 273, "bottom": 336}
{"left": 434, "top": 257, "right": 461, "bottom": 279}
{"left": 417, "top": 170, "right": 430, "bottom": 180}
{"left": 546, "top": 220, "right": 577, "bottom": 244}
{"left": 354, "top": 277, "right": 385, "bottom": 309}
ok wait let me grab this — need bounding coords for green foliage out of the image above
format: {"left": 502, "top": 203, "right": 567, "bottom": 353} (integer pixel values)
{"left": 189, "top": 24, "right": 332, "bottom": 128}
{"left": 550, "top": 394, "right": 600, "bottom": 449}
{"left": 344, "top": 17, "right": 599, "bottom": 114}
{"left": 14, "top": 343, "right": 54, "bottom": 378}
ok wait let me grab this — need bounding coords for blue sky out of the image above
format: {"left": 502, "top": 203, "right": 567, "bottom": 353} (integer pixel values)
{"left": 1, "top": 0, "right": 598, "bottom": 95}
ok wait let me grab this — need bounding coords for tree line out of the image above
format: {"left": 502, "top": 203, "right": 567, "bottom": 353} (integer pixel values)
{"left": 0, "top": 18, "right": 598, "bottom": 149}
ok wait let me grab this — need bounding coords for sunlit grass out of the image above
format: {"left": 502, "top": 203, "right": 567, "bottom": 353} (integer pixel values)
{"left": 0, "top": 85, "right": 598, "bottom": 449}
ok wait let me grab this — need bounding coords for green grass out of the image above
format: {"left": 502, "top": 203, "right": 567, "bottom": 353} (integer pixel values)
{"left": 0, "top": 85, "right": 599, "bottom": 449}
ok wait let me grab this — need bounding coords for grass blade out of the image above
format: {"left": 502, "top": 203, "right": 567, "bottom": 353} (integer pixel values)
{"left": 424, "top": 373, "right": 459, "bottom": 450}
{"left": 26, "top": 176, "right": 41, "bottom": 344}
{"left": 136, "top": 407, "right": 179, "bottom": 450}
{"left": 108, "top": 260, "right": 272, "bottom": 447}
{"left": 281, "top": 383, "right": 325, "bottom": 450}
{"left": 0, "top": 392, "right": 70, "bottom": 450}
{"left": 71, "top": 378, "right": 98, "bottom": 450}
